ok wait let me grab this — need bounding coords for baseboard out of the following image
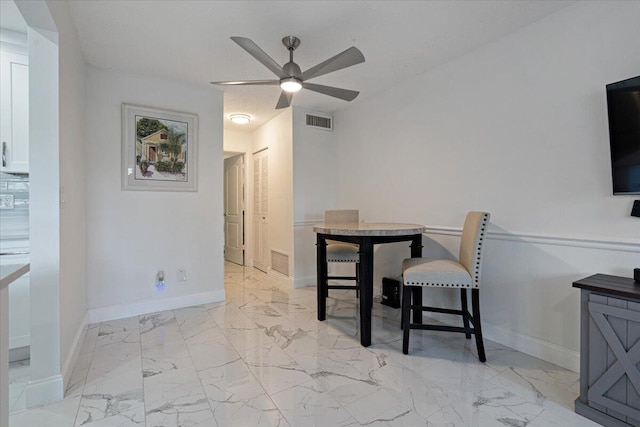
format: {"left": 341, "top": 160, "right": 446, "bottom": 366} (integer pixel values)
{"left": 422, "top": 313, "right": 579, "bottom": 372}
{"left": 267, "top": 269, "right": 294, "bottom": 286}
{"left": 9, "top": 346, "right": 29, "bottom": 363}
{"left": 483, "top": 320, "right": 579, "bottom": 372}
{"left": 61, "top": 311, "right": 88, "bottom": 392}
{"left": 25, "top": 374, "right": 64, "bottom": 408}
{"left": 293, "top": 275, "right": 316, "bottom": 289}
{"left": 9, "top": 335, "right": 29, "bottom": 350}
{"left": 88, "top": 290, "right": 226, "bottom": 324}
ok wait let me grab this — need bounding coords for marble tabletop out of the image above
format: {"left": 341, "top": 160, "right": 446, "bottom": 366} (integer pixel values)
{"left": 313, "top": 222, "right": 426, "bottom": 236}
{"left": 0, "top": 263, "right": 30, "bottom": 291}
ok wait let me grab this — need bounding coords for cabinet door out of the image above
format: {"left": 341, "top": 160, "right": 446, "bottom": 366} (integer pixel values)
{"left": 0, "top": 51, "right": 29, "bottom": 173}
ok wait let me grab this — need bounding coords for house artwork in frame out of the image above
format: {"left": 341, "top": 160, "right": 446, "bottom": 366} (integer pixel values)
{"left": 122, "top": 104, "right": 198, "bottom": 191}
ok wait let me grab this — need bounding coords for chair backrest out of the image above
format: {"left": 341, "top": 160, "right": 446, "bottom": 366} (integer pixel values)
{"left": 324, "top": 209, "right": 359, "bottom": 224}
{"left": 458, "top": 212, "right": 490, "bottom": 288}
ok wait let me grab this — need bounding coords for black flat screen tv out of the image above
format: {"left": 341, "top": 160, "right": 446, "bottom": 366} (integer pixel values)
{"left": 606, "top": 75, "right": 640, "bottom": 195}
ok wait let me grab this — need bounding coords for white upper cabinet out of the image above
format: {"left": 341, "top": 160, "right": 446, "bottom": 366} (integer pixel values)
{"left": 0, "top": 49, "right": 29, "bottom": 173}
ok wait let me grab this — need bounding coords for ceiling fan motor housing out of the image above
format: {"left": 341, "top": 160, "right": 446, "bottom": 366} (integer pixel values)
{"left": 283, "top": 61, "right": 302, "bottom": 77}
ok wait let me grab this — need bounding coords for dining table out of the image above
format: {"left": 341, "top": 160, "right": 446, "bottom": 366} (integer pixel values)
{"left": 314, "top": 222, "right": 426, "bottom": 347}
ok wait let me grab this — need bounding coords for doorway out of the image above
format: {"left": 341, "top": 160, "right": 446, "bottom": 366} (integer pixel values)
{"left": 223, "top": 153, "right": 245, "bottom": 265}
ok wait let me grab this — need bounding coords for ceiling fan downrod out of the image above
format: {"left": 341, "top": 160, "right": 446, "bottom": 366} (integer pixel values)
{"left": 282, "top": 36, "right": 302, "bottom": 78}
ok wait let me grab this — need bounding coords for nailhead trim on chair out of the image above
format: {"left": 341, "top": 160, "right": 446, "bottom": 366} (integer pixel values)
{"left": 473, "top": 213, "right": 489, "bottom": 287}
{"left": 405, "top": 282, "right": 470, "bottom": 287}
{"left": 403, "top": 212, "right": 489, "bottom": 290}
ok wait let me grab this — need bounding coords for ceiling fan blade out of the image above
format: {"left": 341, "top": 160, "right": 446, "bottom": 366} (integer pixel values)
{"left": 231, "top": 36, "right": 286, "bottom": 79}
{"left": 302, "top": 82, "right": 359, "bottom": 102}
{"left": 275, "top": 91, "right": 293, "bottom": 109}
{"left": 299, "top": 46, "right": 365, "bottom": 81}
{"left": 210, "top": 80, "right": 279, "bottom": 86}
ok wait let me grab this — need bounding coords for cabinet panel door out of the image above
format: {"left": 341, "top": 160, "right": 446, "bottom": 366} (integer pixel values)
{"left": 0, "top": 51, "right": 29, "bottom": 173}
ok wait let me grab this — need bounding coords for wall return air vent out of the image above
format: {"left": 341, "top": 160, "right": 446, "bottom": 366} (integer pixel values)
{"left": 305, "top": 113, "right": 333, "bottom": 131}
{"left": 271, "top": 249, "right": 289, "bottom": 277}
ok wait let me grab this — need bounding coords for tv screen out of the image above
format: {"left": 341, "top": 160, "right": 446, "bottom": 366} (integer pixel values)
{"left": 607, "top": 75, "right": 640, "bottom": 195}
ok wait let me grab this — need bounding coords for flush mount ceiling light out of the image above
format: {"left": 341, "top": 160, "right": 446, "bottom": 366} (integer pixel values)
{"left": 229, "top": 114, "right": 251, "bottom": 125}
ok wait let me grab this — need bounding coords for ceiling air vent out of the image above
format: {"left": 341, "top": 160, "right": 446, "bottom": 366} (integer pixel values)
{"left": 306, "top": 113, "right": 333, "bottom": 131}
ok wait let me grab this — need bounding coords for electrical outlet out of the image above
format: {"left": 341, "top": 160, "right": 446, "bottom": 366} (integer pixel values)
{"left": 156, "top": 270, "right": 165, "bottom": 291}
{"left": 177, "top": 268, "right": 187, "bottom": 282}
{"left": 0, "top": 194, "right": 14, "bottom": 209}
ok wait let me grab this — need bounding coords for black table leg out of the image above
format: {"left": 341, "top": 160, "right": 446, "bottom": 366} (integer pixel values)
{"left": 410, "top": 233, "right": 423, "bottom": 325}
{"left": 317, "top": 234, "right": 327, "bottom": 321}
{"left": 359, "top": 237, "right": 374, "bottom": 347}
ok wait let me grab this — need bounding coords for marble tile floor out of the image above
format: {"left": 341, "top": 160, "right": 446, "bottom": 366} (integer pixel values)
{"left": 9, "top": 262, "right": 598, "bottom": 426}
{"left": 8, "top": 359, "right": 30, "bottom": 414}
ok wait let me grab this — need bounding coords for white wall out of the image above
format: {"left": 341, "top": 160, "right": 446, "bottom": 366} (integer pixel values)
{"left": 292, "top": 107, "right": 339, "bottom": 287}
{"left": 251, "top": 109, "right": 294, "bottom": 277}
{"left": 25, "top": 15, "right": 62, "bottom": 407}
{"left": 332, "top": 1, "right": 640, "bottom": 371}
{"left": 224, "top": 128, "right": 252, "bottom": 154}
{"left": 46, "top": 0, "right": 87, "bottom": 389}
{"left": 85, "top": 67, "right": 225, "bottom": 321}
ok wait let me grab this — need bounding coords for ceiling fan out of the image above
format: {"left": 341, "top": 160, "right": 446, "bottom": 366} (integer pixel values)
{"left": 211, "top": 36, "right": 365, "bottom": 109}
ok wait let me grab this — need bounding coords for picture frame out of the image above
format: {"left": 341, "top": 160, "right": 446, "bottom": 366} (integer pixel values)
{"left": 122, "top": 103, "right": 198, "bottom": 191}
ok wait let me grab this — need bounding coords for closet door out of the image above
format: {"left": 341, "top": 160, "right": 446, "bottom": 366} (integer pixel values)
{"left": 252, "top": 150, "right": 269, "bottom": 272}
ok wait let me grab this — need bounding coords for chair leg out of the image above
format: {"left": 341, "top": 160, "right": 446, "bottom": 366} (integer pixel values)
{"left": 411, "top": 287, "right": 423, "bottom": 325}
{"left": 355, "top": 263, "right": 360, "bottom": 298}
{"left": 402, "top": 284, "right": 412, "bottom": 354}
{"left": 471, "top": 289, "right": 486, "bottom": 362}
{"left": 460, "top": 289, "right": 471, "bottom": 339}
{"left": 324, "top": 268, "right": 329, "bottom": 298}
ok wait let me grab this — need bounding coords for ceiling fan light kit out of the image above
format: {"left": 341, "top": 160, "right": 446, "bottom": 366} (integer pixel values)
{"left": 280, "top": 77, "right": 302, "bottom": 93}
{"left": 211, "top": 35, "right": 365, "bottom": 109}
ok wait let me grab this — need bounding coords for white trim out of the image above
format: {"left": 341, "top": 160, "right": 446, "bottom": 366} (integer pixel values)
{"left": 88, "top": 290, "right": 226, "bottom": 324}
{"left": 425, "top": 226, "right": 640, "bottom": 253}
{"left": 61, "top": 311, "right": 88, "bottom": 393}
{"left": 25, "top": 374, "right": 64, "bottom": 408}
{"left": 482, "top": 320, "right": 580, "bottom": 372}
{"left": 424, "top": 314, "right": 580, "bottom": 372}
{"left": 294, "top": 219, "right": 322, "bottom": 227}
{"left": 267, "top": 268, "right": 294, "bottom": 286}
{"left": 0, "top": 29, "right": 28, "bottom": 55}
{"left": 294, "top": 220, "right": 639, "bottom": 252}
{"left": 294, "top": 275, "right": 316, "bottom": 289}
{"left": 0, "top": 29, "right": 28, "bottom": 46}
{"left": 9, "top": 334, "right": 29, "bottom": 350}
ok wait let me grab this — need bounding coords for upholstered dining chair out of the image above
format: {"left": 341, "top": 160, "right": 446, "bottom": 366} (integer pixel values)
{"left": 322, "top": 209, "right": 360, "bottom": 298}
{"left": 401, "top": 212, "right": 490, "bottom": 362}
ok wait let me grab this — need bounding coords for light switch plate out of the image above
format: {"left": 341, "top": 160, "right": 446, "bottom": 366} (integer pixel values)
{"left": 177, "top": 268, "right": 187, "bottom": 282}
{"left": 0, "top": 194, "right": 14, "bottom": 209}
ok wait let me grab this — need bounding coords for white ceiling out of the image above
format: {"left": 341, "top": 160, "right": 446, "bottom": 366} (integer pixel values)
{"left": 63, "top": 1, "right": 574, "bottom": 131}
{"left": 0, "top": 0, "right": 27, "bottom": 33}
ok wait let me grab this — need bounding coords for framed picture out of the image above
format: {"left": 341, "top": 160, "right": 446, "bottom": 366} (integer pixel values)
{"left": 122, "top": 104, "right": 198, "bottom": 191}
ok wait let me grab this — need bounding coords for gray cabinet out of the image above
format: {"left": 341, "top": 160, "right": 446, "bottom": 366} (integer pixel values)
{"left": 574, "top": 274, "right": 640, "bottom": 426}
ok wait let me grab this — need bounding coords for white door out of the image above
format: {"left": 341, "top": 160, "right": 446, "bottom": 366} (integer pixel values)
{"left": 224, "top": 154, "right": 244, "bottom": 265}
{"left": 253, "top": 149, "right": 269, "bottom": 272}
